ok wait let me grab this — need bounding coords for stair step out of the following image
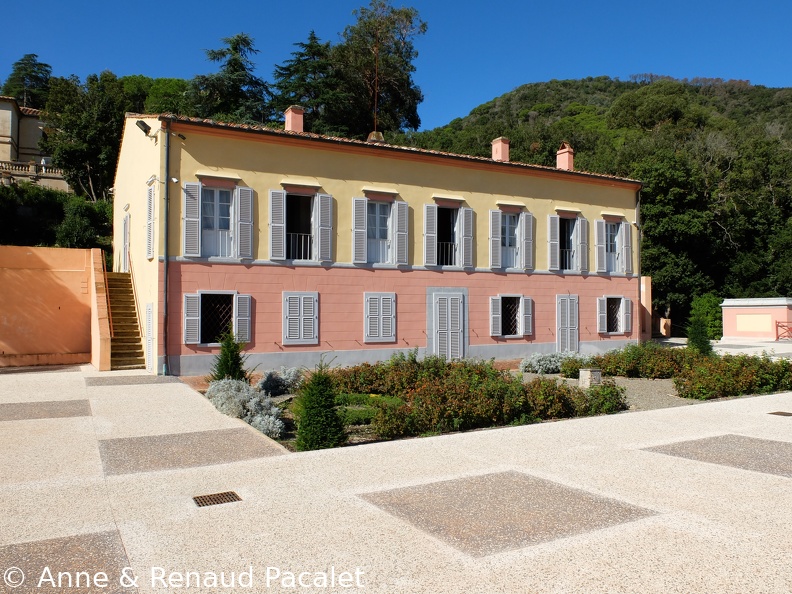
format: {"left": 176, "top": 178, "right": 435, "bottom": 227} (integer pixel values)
{"left": 111, "top": 363, "right": 146, "bottom": 371}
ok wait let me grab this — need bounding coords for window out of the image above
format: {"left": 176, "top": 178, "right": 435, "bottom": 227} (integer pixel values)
{"left": 595, "top": 219, "right": 633, "bottom": 274}
{"left": 183, "top": 183, "right": 253, "bottom": 259}
{"left": 556, "top": 294, "right": 579, "bottom": 352}
{"left": 489, "top": 210, "right": 534, "bottom": 270}
{"left": 270, "top": 191, "right": 332, "bottom": 262}
{"left": 489, "top": 295, "right": 533, "bottom": 337}
{"left": 424, "top": 204, "right": 473, "bottom": 267}
{"left": 364, "top": 293, "right": 396, "bottom": 342}
{"left": 352, "top": 198, "right": 408, "bottom": 264}
{"left": 597, "top": 297, "right": 632, "bottom": 334}
{"left": 183, "top": 292, "right": 251, "bottom": 345}
{"left": 283, "top": 292, "right": 319, "bottom": 345}
{"left": 548, "top": 215, "right": 588, "bottom": 272}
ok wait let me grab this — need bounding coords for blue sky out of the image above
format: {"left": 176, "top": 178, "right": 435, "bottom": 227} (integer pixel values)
{"left": 2, "top": 0, "right": 789, "bottom": 130}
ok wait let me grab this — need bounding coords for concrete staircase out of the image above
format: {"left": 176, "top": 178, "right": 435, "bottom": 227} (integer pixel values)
{"left": 106, "top": 272, "right": 146, "bottom": 370}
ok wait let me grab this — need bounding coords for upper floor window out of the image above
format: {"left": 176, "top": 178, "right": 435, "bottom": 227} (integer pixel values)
{"left": 548, "top": 214, "right": 588, "bottom": 273}
{"left": 595, "top": 219, "right": 633, "bottom": 274}
{"left": 352, "top": 198, "right": 408, "bottom": 265}
{"left": 489, "top": 210, "right": 534, "bottom": 270}
{"left": 201, "top": 188, "right": 232, "bottom": 257}
{"left": 270, "top": 190, "right": 333, "bottom": 262}
{"left": 183, "top": 182, "right": 253, "bottom": 259}
{"left": 424, "top": 204, "right": 473, "bottom": 268}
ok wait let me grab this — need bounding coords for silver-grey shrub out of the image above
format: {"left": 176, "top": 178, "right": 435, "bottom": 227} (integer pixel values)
{"left": 256, "top": 366, "right": 304, "bottom": 396}
{"left": 205, "top": 378, "right": 284, "bottom": 438}
{"left": 520, "top": 352, "right": 578, "bottom": 374}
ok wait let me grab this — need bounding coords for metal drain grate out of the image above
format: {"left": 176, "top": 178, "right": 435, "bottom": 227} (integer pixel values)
{"left": 193, "top": 491, "right": 242, "bottom": 507}
{"left": 769, "top": 411, "right": 792, "bottom": 417}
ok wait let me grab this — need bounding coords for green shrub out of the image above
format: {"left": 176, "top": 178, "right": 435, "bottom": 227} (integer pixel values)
{"left": 674, "top": 353, "right": 792, "bottom": 399}
{"left": 207, "top": 326, "right": 249, "bottom": 381}
{"left": 573, "top": 379, "right": 628, "bottom": 415}
{"left": 340, "top": 406, "right": 377, "bottom": 425}
{"left": 256, "top": 366, "right": 303, "bottom": 396}
{"left": 522, "top": 377, "right": 578, "bottom": 419}
{"left": 559, "top": 355, "right": 592, "bottom": 379}
{"left": 295, "top": 361, "right": 347, "bottom": 451}
{"left": 687, "top": 314, "right": 713, "bottom": 356}
{"left": 690, "top": 293, "right": 723, "bottom": 340}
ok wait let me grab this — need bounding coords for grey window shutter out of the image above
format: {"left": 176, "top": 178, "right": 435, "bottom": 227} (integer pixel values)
{"left": 569, "top": 295, "right": 579, "bottom": 352}
{"left": 394, "top": 201, "right": 408, "bottom": 265}
{"left": 490, "top": 296, "right": 502, "bottom": 336}
{"left": 303, "top": 293, "right": 318, "bottom": 342}
{"left": 622, "top": 223, "right": 633, "bottom": 274}
{"left": 366, "top": 293, "right": 396, "bottom": 342}
{"left": 235, "top": 294, "right": 252, "bottom": 343}
{"left": 145, "top": 303, "right": 154, "bottom": 371}
{"left": 578, "top": 218, "right": 589, "bottom": 272}
{"left": 436, "top": 295, "right": 448, "bottom": 358}
{"left": 449, "top": 295, "right": 463, "bottom": 359}
{"left": 284, "top": 294, "right": 301, "bottom": 341}
{"left": 315, "top": 193, "right": 333, "bottom": 262}
{"left": 424, "top": 204, "right": 437, "bottom": 266}
{"left": 622, "top": 297, "right": 632, "bottom": 333}
{"left": 352, "top": 197, "right": 367, "bottom": 264}
{"left": 146, "top": 187, "right": 155, "bottom": 260}
{"left": 460, "top": 207, "right": 474, "bottom": 268}
{"left": 183, "top": 183, "right": 201, "bottom": 257}
{"left": 365, "top": 294, "right": 380, "bottom": 340}
{"left": 236, "top": 187, "right": 254, "bottom": 259}
{"left": 556, "top": 295, "right": 568, "bottom": 352}
{"left": 548, "top": 215, "right": 560, "bottom": 271}
{"left": 381, "top": 294, "right": 395, "bottom": 341}
{"left": 521, "top": 296, "right": 533, "bottom": 336}
{"left": 595, "top": 219, "right": 607, "bottom": 273}
{"left": 520, "top": 212, "right": 534, "bottom": 270}
{"left": 597, "top": 297, "right": 608, "bottom": 333}
{"left": 184, "top": 294, "right": 200, "bottom": 344}
{"left": 489, "top": 210, "right": 501, "bottom": 269}
{"left": 269, "top": 190, "right": 286, "bottom": 260}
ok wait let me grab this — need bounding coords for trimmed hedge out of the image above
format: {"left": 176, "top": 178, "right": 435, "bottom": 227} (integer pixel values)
{"left": 673, "top": 354, "right": 792, "bottom": 399}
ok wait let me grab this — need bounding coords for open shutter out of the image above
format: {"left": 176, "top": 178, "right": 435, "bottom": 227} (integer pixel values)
{"left": 394, "top": 201, "right": 408, "bottom": 265}
{"left": 146, "top": 186, "right": 155, "bottom": 260}
{"left": 556, "top": 295, "right": 568, "bottom": 352}
{"left": 577, "top": 218, "right": 589, "bottom": 273}
{"left": 460, "top": 207, "right": 474, "bottom": 268}
{"left": 315, "top": 193, "right": 333, "bottom": 262}
{"left": 303, "top": 293, "right": 318, "bottom": 342}
{"left": 145, "top": 303, "right": 154, "bottom": 371}
{"left": 236, "top": 187, "right": 254, "bottom": 259}
{"left": 597, "top": 297, "right": 608, "bottom": 333}
{"left": 548, "top": 215, "right": 560, "bottom": 271}
{"left": 284, "top": 294, "right": 301, "bottom": 341}
{"left": 520, "top": 212, "right": 534, "bottom": 271}
{"left": 449, "top": 295, "right": 463, "bottom": 359}
{"left": 424, "top": 204, "right": 437, "bottom": 266}
{"left": 595, "top": 219, "right": 607, "bottom": 273}
{"left": 490, "top": 296, "right": 502, "bottom": 336}
{"left": 622, "top": 224, "right": 633, "bottom": 274}
{"left": 365, "top": 294, "right": 380, "bottom": 340}
{"left": 183, "top": 182, "right": 201, "bottom": 257}
{"left": 269, "top": 190, "right": 286, "bottom": 260}
{"left": 622, "top": 297, "right": 632, "bottom": 333}
{"left": 568, "top": 295, "right": 579, "bottom": 352}
{"left": 235, "top": 294, "right": 251, "bottom": 343}
{"left": 521, "top": 297, "right": 533, "bottom": 336}
{"left": 489, "top": 210, "right": 502, "bottom": 269}
{"left": 184, "top": 294, "right": 200, "bottom": 344}
{"left": 352, "top": 197, "right": 367, "bottom": 264}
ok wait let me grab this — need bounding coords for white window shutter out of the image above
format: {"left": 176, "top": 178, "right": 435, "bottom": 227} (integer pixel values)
{"left": 269, "top": 190, "right": 286, "bottom": 260}
{"left": 424, "top": 204, "right": 437, "bottom": 266}
{"left": 569, "top": 295, "right": 579, "bottom": 352}
{"left": 184, "top": 294, "right": 200, "bottom": 344}
{"left": 436, "top": 295, "right": 448, "bottom": 357}
{"left": 352, "top": 197, "right": 367, "bottom": 264}
{"left": 521, "top": 296, "right": 533, "bottom": 336}
{"left": 597, "top": 297, "right": 608, "bottom": 333}
{"left": 284, "top": 295, "right": 301, "bottom": 341}
{"left": 578, "top": 218, "right": 589, "bottom": 272}
{"left": 460, "top": 207, "right": 474, "bottom": 268}
{"left": 489, "top": 210, "right": 501, "bottom": 269}
{"left": 146, "top": 186, "right": 155, "bottom": 260}
{"left": 490, "top": 296, "right": 502, "bottom": 336}
{"left": 548, "top": 215, "right": 560, "bottom": 271}
{"left": 315, "top": 193, "right": 333, "bottom": 262}
{"left": 145, "top": 303, "right": 154, "bottom": 371}
{"left": 622, "top": 224, "right": 633, "bottom": 274}
{"left": 183, "top": 183, "right": 201, "bottom": 257}
{"left": 394, "top": 201, "right": 408, "bottom": 265}
{"left": 235, "top": 294, "right": 252, "bottom": 343}
{"left": 595, "top": 219, "right": 607, "bottom": 273}
{"left": 520, "top": 212, "right": 534, "bottom": 270}
{"left": 365, "top": 294, "right": 380, "bottom": 340}
{"left": 236, "top": 187, "right": 254, "bottom": 259}
{"left": 556, "top": 295, "right": 568, "bottom": 352}
{"left": 303, "top": 293, "right": 318, "bottom": 342}
{"left": 622, "top": 297, "right": 632, "bottom": 333}
{"left": 449, "top": 295, "right": 463, "bottom": 359}
{"left": 381, "top": 294, "right": 396, "bottom": 341}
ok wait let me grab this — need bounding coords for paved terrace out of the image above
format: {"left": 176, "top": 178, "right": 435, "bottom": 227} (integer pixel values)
{"left": 1, "top": 364, "right": 791, "bottom": 593}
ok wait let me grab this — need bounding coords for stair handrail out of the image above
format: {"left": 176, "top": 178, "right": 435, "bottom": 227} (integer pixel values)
{"left": 103, "top": 251, "right": 114, "bottom": 338}
{"left": 127, "top": 249, "right": 144, "bottom": 345}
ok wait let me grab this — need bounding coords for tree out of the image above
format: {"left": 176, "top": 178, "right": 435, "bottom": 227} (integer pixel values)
{"left": 207, "top": 326, "right": 249, "bottom": 381}
{"left": 144, "top": 78, "right": 191, "bottom": 114}
{"left": 189, "top": 33, "right": 270, "bottom": 123}
{"left": 120, "top": 74, "right": 154, "bottom": 113}
{"left": 1, "top": 54, "right": 52, "bottom": 109}
{"left": 332, "top": 0, "right": 426, "bottom": 138}
{"left": 295, "top": 360, "right": 346, "bottom": 451}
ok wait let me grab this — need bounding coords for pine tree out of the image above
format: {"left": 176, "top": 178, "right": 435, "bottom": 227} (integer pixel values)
{"left": 208, "top": 326, "right": 249, "bottom": 381}
{"left": 295, "top": 361, "right": 346, "bottom": 451}
{"left": 2, "top": 54, "right": 52, "bottom": 109}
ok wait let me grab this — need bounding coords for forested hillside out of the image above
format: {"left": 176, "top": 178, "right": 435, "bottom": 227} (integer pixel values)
{"left": 393, "top": 76, "right": 792, "bottom": 327}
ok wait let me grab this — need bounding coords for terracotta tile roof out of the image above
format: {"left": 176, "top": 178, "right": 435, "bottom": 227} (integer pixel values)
{"left": 129, "top": 113, "right": 640, "bottom": 186}
{"left": 0, "top": 96, "right": 42, "bottom": 116}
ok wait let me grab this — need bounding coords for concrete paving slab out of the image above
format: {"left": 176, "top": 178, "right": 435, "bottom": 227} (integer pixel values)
{"left": 0, "top": 400, "right": 91, "bottom": 421}
{"left": 0, "top": 372, "right": 86, "bottom": 403}
{"left": 84, "top": 375, "right": 180, "bottom": 387}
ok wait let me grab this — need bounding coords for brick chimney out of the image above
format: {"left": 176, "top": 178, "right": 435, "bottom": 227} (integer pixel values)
{"left": 491, "top": 137, "right": 510, "bottom": 162}
{"left": 556, "top": 142, "right": 574, "bottom": 170}
{"left": 284, "top": 106, "right": 304, "bottom": 133}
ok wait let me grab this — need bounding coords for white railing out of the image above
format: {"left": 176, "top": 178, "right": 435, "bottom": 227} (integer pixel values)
{"left": 0, "top": 160, "right": 64, "bottom": 176}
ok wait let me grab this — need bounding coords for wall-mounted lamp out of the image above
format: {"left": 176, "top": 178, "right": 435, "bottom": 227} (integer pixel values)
{"left": 123, "top": 203, "right": 130, "bottom": 212}
{"left": 146, "top": 174, "right": 157, "bottom": 186}
{"left": 174, "top": 133, "right": 186, "bottom": 140}
{"left": 136, "top": 120, "right": 152, "bottom": 136}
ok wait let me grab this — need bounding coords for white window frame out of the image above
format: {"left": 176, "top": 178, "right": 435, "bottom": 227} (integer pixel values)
{"left": 282, "top": 291, "right": 319, "bottom": 345}
{"left": 596, "top": 219, "right": 632, "bottom": 274}
{"left": 352, "top": 198, "right": 408, "bottom": 265}
{"left": 597, "top": 296, "right": 633, "bottom": 334}
{"left": 183, "top": 291, "right": 252, "bottom": 345}
{"left": 364, "top": 293, "right": 396, "bottom": 343}
{"left": 490, "top": 295, "right": 533, "bottom": 337}
{"left": 491, "top": 210, "right": 534, "bottom": 270}
{"left": 270, "top": 190, "right": 333, "bottom": 262}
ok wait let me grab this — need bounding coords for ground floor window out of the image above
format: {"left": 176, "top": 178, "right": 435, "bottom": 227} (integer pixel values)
{"left": 490, "top": 295, "right": 533, "bottom": 337}
{"left": 597, "top": 296, "right": 632, "bottom": 334}
{"left": 283, "top": 292, "right": 319, "bottom": 345}
{"left": 184, "top": 292, "right": 251, "bottom": 345}
{"left": 364, "top": 293, "right": 396, "bottom": 342}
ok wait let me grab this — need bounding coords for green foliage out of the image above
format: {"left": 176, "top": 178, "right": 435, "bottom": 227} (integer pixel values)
{"left": 144, "top": 78, "right": 191, "bottom": 114}
{"left": 205, "top": 378, "right": 283, "bottom": 438}
{"left": 295, "top": 361, "right": 347, "bottom": 451}
{"left": 56, "top": 195, "right": 112, "bottom": 248}
{"left": 207, "top": 326, "right": 249, "bottom": 382}
{"left": 559, "top": 355, "right": 593, "bottom": 379}
{"left": 690, "top": 293, "right": 723, "bottom": 340}
{"left": 673, "top": 354, "right": 792, "bottom": 400}
{"left": 2, "top": 54, "right": 51, "bottom": 109}
{"left": 686, "top": 314, "right": 714, "bottom": 356}
{"left": 520, "top": 351, "right": 577, "bottom": 374}
{"left": 573, "top": 379, "right": 628, "bottom": 416}
{"left": 595, "top": 342, "right": 702, "bottom": 379}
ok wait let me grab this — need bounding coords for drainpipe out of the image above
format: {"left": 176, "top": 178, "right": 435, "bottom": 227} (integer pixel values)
{"left": 635, "top": 187, "right": 643, "bottom": 342}
{"left": 162, "top": 120, "right": 171, "bottom": 375}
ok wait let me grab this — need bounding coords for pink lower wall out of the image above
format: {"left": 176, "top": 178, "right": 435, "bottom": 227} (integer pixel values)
{"left": 722, "top": 302, "right": 792, "bottom": 340}
{"left": 0, "top": 246, "right": 92, "bottom": 366}
{"left": 162, "top": 262, "right": 638, "bottom": 364}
